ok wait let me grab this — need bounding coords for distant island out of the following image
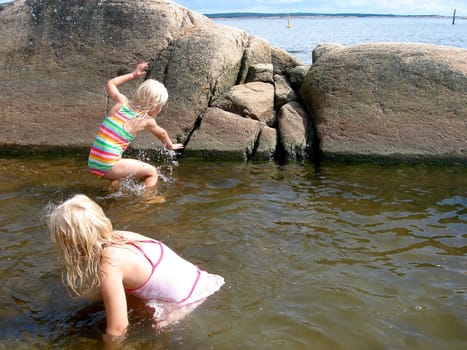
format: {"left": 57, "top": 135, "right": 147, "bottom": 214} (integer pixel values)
{"left": 205, "top": 12, "right": 461, "bottom": 19}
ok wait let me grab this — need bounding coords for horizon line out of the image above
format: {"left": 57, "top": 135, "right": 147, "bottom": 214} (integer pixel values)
{"left": 204, "top": 11, "right": 462, "bottom": 19}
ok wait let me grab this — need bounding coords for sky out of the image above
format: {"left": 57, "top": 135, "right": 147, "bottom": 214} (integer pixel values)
{"left": 0, "top": 1, "right": 465, "bottom": 16}
{"left": 175, "top": 0, "right": 466, "bottom": 16}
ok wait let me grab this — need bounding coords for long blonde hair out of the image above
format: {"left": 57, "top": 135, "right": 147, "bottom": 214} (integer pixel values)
{"left": 48, "top": 194, "right": 114, "bottom": 295}
{"left": 131, "top": 79, "right": 168, "bottom": 117}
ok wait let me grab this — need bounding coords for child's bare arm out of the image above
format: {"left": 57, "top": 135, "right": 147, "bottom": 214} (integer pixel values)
{"left": 106, "top": 61, "right": 148, "bottom": 104}
{"left": 146, "top": 120, "right": 184, "bottom": 150}
{"left": 99, "top": 259, "right": 129, "bottom": 344}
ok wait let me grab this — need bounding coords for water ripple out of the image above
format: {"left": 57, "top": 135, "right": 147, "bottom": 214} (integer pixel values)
{"left": 0, "top": 157, "right": 466, "bottom": 349}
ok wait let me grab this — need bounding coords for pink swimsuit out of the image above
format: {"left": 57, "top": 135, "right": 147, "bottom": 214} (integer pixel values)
{"left": 125, "top": 240, "right": 224, "bottom": 305}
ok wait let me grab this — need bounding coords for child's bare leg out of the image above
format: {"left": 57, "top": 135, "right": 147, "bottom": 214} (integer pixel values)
{"left": 105, "top": 159, "right": 159, "bottom": 188}
{"left": 143, "top": 170, "right": 159, "bottom": 188}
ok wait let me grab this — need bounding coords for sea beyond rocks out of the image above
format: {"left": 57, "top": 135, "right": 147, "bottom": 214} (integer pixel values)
{"left": 0, "top": 0, "right": 465, "bottom": 164}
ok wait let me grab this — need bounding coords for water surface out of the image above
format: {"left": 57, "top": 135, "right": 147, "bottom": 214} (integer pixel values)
{"left": 214, "top": 16, "right": 467, "bottom": 63}
{"left": 0, "top": 155, "right": 466, "bottom": 349}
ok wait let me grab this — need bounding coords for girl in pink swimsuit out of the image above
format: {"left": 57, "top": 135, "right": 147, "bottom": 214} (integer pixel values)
{"left": 48, "top": 194, "right": 224, "bottom": 346}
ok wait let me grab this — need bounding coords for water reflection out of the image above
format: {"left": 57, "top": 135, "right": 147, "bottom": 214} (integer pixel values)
{"left": 0, "top": 155, "right": 466, "bottom": 349}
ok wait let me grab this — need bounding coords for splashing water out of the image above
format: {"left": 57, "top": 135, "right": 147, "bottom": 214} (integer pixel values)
{"left": 101, "top": 177, "right": 147, "bottom": 199}
{"left": 100, "top": 147, "right": 181, "bottom": 200}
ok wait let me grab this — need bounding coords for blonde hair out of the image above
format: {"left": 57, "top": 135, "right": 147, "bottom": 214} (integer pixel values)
{"left": 131, "top": 79, "right": 168, "bottom": 117}
{"left": 48, "top": 194, "right": 114, "bottom": 295}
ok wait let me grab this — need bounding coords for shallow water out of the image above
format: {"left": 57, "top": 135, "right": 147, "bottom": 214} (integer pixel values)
{"left": 0, "top": 155, "right": 466, "bottom": 349}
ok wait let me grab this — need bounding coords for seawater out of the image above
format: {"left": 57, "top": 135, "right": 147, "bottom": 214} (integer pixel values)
{"left": 214, "top": 16, "right": 467, "bottom": 63}
{"left": 0, "top": 155, "right": 466, "bottom": 349}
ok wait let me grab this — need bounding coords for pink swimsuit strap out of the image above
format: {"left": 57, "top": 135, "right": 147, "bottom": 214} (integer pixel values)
{"left": 124, "top": 239, "right": 203, "bottom": 304}
{"left": 127, "top": 240, "right": 164, "bottom": 268}
{"left": 124, "top": 240, "right": 164, "bottom": 293}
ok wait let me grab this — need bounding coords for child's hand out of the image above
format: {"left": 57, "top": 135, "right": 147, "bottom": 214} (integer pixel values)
{"left": 133, "top": 61, "right": 148, "bottom": 78}
{"left": 170, "top": 143, "right": 184, "bottom": 151}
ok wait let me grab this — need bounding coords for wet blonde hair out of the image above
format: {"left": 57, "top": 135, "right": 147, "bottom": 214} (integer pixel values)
{"left": 48, "top": 194, "right": 114, "bottom": 295}
{"left": 131, "top": 79, "right": 168, "bottom": 117}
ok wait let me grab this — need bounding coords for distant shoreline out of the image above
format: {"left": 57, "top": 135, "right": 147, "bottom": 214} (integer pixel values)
{"left": 205, "top": 12, "right": 465, "bottom": 20}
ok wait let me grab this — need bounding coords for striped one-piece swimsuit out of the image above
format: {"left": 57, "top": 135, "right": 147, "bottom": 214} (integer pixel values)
{"left": 88, "top": 105, "right": 136, "bottom": 177}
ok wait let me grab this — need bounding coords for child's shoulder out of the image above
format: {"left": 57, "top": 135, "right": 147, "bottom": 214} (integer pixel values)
{"left": 114, "top": 230, "right": 148, "bottom": 241}
{"left": 142, "top": 117, "right": 157, "bottom": 128}
{"left": 108, "top": 103, "right": 124, "bottom": 116}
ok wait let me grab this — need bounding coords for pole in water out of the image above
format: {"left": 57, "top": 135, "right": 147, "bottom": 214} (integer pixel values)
{"left": 452, "top": 9, "right": 456, "bottom": 25}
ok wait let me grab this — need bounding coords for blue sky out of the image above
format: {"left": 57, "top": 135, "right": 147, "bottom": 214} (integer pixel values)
{"left": 0, "top": 1, "right": 465, "bottom": 16}
{"left": 175, "top": 0, "right": 466, "bottom": 16}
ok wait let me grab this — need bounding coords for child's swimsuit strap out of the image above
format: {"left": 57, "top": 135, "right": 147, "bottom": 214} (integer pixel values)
{"left": 127, "top": 240, "right": 164, "bottom": 269}
{"left": 124, "top": 240, "right": 164, "bottom": 294}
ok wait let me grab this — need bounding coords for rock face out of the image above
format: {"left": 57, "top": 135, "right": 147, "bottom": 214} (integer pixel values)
{"left": 1, "top": 1, "right": 465, "bottom": 164}
{"left": 278, "top": 101, "right": 312, "bottom": 161}
{"left": 301, "top": 43, "right": 467, "bottom": 162}
{"left": 0, "top": 0, "right": 307, "bottom": 162}
{"left": 186, "top": 107, "right": 276, "bottom": 161}
{"left": 1, "top": 0, "right": 214, "bottom": 147}
{"left": 212, "top": 82, "right": 275, "bottom": 125}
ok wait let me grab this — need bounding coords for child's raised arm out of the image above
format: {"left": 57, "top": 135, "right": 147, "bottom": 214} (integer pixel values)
{"left": 106, "top": 61, "right": 148, "bottom": 104}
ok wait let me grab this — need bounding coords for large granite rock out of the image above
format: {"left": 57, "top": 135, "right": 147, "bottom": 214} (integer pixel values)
{"left": 1, "top": 0, "right": 214, "bottom": 147}
{"left": 0, "top": 0, "right": 303, "bottom": 161}
{"left": 3, "top": 1, "right": 463, "bottom": 164}
{"left": 300, "top": 43, "right": 467, "bottom": 162}
{"left": 185, "top": 107, "right": 276, "bottom": 160}
{"left": 212, "top": 82, "right": 275, "bottom": 125}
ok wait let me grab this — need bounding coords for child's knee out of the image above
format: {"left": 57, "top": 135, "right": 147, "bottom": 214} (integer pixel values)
{"left": 150, "top": 166, "right": 158, "bottom": 177}
{"left": 140, "top": 162, "right": 157, "bottom": 176}
{"left": 144, "top": 165, "right": 158, "bottom": 178}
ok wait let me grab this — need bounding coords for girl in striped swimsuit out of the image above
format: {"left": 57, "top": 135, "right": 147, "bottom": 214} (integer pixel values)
{"left": 48, "top": 194, "right": 224, "bottom": 345}
{"left": 88, "top": 61, "right": 184, "bottom": 188}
